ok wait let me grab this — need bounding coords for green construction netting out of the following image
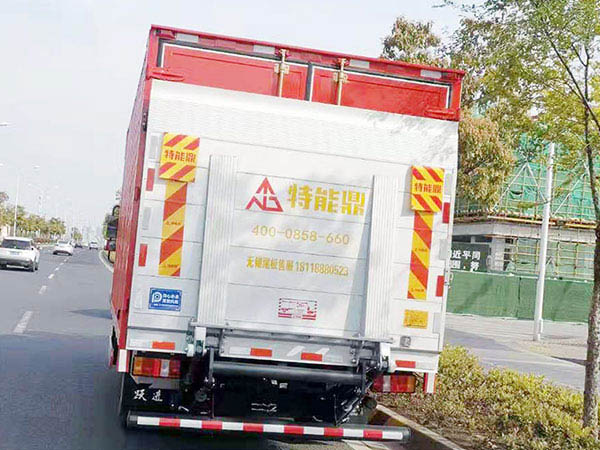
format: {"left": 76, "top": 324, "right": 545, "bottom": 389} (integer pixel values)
{"left": 456, "top": 146, "right": 595, "bottom": 222}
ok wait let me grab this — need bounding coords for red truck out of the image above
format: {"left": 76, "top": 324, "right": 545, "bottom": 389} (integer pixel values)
{"left": 109, "top": 25, "right": 463, "bottom": 443}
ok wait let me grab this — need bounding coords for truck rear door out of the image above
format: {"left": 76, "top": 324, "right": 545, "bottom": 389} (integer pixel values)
{"left": 126, "top": 75, "right": 456, "bottom": 373}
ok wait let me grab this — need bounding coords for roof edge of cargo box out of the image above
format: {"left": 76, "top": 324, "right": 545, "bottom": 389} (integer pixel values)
{"left": 149, "top": 24, "right": 465, "bottom": 79}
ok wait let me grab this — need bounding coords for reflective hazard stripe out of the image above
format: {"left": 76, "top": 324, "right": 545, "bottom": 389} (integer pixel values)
{"left": 410, "top": 166, "right": 444, "bottom": 212}
{"left": 133, "top": 415, "right": 407, "bottom": 441}
{"left": 117, "top": 349, "right": 130, "bottom": 373}
{"left": 158, "top": 134, "right": 199, "bottom": 183}
{"left": 407, "top": 210, "right": 433, "bottom": 300}
{"left": 158, "top": 180, "right": 187, "bottom": 277}
{"left": 423, "top": 372, "right": 436, "bottom": 393}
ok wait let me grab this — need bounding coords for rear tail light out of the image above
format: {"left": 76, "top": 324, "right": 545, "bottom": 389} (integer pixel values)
{"left": 372, "top": 374, "right": 416, "bottom": 393}
{"left": 132, "top": 356, "right": 181, "bottom": 378}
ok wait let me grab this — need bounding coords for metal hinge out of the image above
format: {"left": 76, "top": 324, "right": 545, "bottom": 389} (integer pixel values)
{"left": 142, "top": 111, "right": 148, "bottom": 132}
{"left": 333, "top": 58, "right": 348, "bottom": 105}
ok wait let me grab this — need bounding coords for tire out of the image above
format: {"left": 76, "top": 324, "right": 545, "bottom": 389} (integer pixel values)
{"left": 118, "top": 373, "right": 130, "bottom": 428}
{"left": 35, "top": 262, "right": 39, "bottom": 271}
{"left": 0, "top": 264, "right": 5, "bottom": 270}
{"left": 28, "top": 263, "right": 35, "bottom": 272}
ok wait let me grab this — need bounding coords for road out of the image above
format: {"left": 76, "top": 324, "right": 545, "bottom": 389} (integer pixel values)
{"left": 445, "top": 314, "right": 584, "bottom": 390}
{"left": 0, "top": 248, "right": 409, "bottom": 450}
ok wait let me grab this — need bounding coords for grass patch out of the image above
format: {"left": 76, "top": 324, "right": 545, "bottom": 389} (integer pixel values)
{"left": 378, "top": 346, "right": 597, "bottom": 449}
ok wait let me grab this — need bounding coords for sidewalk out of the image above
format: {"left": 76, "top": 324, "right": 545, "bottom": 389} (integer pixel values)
{"left": 444, "top": 313, "right": 587, "bottom": 390}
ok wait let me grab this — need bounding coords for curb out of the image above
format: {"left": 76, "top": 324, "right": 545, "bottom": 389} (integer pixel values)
{"left": 371, "top": 405, "right": 465, "bottom": 450}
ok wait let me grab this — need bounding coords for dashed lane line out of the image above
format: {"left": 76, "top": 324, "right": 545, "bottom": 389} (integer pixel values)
{"left": 38, "top": 285, "right": 47, "bottom": 295}
{"left": 54, "top": 267, "right": 60, "bottom": 271}
{"left": 13, "top": 311, "right": 33, "bottom": 334}
{"left": 48, "top": 273, "right": 54, "bottom": 280}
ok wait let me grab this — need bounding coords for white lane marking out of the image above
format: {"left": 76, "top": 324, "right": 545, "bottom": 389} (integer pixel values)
{"left": 480, "top": 357, "right": 578, "bottom": 368}
{"left": 59, "top": 262, "right": 64, "bottom": 266}
{"left": 38, "top": 285, "right": 47, "bottom": 295}
{"left": 48, "top": 273, "right": 54, "bottom": 280}
{"left": 54, "top": 267, "right": 60, "bottom": 272}
{"left": 99, "top": 251, "right": 114, "bottom": 273}
{"left": 13, "top": 311, "right": 33, "bottom": 334}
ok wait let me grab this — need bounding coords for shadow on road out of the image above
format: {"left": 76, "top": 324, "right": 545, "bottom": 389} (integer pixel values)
{"left": 70, "top": 309, "right": 112, "bottom": 320}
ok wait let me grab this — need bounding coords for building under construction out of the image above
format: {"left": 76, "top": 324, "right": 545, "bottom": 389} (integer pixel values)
{"left": 453, "top": 156, "right": 594, "bottom": 281}
{"left": 447, "top": 150, "right": 595, "bottom": 323}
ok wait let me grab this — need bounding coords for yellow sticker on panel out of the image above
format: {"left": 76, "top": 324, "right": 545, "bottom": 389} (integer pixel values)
{"left": 403, "top": 310, "right": 429, "bottom": 329}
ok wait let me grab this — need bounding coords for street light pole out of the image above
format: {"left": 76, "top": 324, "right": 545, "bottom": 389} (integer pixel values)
{"left": 12, "top": 173, "right": 20, "bottom": 235}
{"left": 533, "top": 143, "right": 555, "bottom": 342}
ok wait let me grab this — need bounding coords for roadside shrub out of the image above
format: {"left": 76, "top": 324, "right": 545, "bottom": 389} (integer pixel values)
{"left": 379, "top": 346, "right": 597, "bottom": 449}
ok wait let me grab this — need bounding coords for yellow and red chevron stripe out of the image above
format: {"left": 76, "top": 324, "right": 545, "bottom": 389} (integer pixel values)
{"left": 159, "top": 133, "right": 200, "bottom": 182}
{"left": 410, "top": 166, "right": 444, "bottom": 212}
{"left": 407, "top": 210, "right": 433, "bottom": 300}
{"left": 158, "top": 180, "right": 188, "bottom": 277}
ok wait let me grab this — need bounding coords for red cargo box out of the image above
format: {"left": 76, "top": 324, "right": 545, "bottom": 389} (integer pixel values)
{"left": 110, "top": 25, "right": 464, "bottom": 349}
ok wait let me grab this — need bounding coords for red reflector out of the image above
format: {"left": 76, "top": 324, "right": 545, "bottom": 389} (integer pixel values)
{"left": 169, "top": 359, "right": 181, "bottom": 378}
{"left": 152, "top": 341, "right": 175, "bottom": 350}
{"left": 436, "top": 275, "right": 444, "bottom": 297}
{"left": 138, "top": 243, "right": 148, "bottom": 267}
{"left": 301, "top": 352, "right": 323, "bottom": 362}
{"left": 395, "top": 360, "right": 416, "bottom": 369}
{"left": 250, "top": 348, "right": 272, "bottom": 357}
{"left": 284, "top": 425, "right": 304, "bottom": 435}
{"left": 159, "top": 417, "right": 180, "bottom": 427}
{"left": 442, "top": 201, "right": 451, "bottom": 224}
{"left": 146, "top": 168, "right": 155, "bottom": 191}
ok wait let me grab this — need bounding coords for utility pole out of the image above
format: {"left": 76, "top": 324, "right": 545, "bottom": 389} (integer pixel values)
{"left": 533, "top": 143, "right": 555, "bottom": 342}
{"left": 12, "top": 173, "right": 20, "bottom": 235}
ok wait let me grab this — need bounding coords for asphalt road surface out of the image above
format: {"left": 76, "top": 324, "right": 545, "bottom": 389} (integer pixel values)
{"left": 0, "top": 248, "right": 410, "bottom": 450}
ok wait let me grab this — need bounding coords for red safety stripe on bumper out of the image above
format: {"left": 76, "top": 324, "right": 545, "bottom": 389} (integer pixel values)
{"left": 135, "top": 416, "right": 407, "bottom": 441}
{"left": 159, "top": 417, "right": 180, "bottom": 427}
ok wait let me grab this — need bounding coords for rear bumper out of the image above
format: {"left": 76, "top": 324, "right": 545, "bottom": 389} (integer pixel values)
{"left": 127, "top": 412, "right": 410, "bottom": 442}
{"left": 0, "top": 257, "right": 33, "bottom": 267}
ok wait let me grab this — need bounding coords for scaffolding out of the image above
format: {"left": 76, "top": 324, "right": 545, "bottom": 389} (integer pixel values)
{"left": 503, "top": 238, "right": 594, "bottom": 280}
{"left": 454, "top": 146, "right": 596, "bottom": 281}
{"left": 456, "top": 161, "right": 595, "bottom": 226}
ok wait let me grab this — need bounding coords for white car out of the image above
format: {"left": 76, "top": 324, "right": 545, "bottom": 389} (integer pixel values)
{"left": 0, "top": 237, "right": 40, "bottom": 271}
{"left": 53, "top": 241, "right": 74, "bottom": 256}
{"left": 88, "top": 241, "right": 99, "bottom": 250}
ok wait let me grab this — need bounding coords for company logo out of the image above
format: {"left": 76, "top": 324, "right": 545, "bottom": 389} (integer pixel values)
{"left": 245, "top": 178, "right": 283, "bottom": 212}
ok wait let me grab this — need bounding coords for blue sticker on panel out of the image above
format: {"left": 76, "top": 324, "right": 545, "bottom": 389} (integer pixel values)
{"left": 149, "top": 287, "right": 182, "bottom": 311}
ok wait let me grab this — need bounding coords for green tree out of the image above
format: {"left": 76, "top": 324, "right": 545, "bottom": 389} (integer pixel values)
{"left": 47, "top": 217, "right": 65, "bottom": 238}
{"left": 0, "top": 192, "right": 10, "bottom": 227}
{"left": 72, "top": 227, "right": 83, "bottom": 242}
{"left": 445, "top": 0, "right": 600, "bottom": 432}
{"left": 382, "top": 17, "right": 444, "bottom": 66}
{"left": 381, "top": 16, "right": 515, "bottom": 208}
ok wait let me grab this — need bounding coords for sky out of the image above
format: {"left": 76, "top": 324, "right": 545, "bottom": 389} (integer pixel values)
{"left": 0, "top": 0, "right": 467, "bottom": 233}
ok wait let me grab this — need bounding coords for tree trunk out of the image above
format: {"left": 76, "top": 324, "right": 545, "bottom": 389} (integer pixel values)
{"left": 584, "top": 226, "right": 600, "bottom": 435}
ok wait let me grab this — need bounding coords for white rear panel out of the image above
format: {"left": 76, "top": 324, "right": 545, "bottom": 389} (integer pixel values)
{"left": 127, "top": 80, "right": 457, "bottom": 366}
